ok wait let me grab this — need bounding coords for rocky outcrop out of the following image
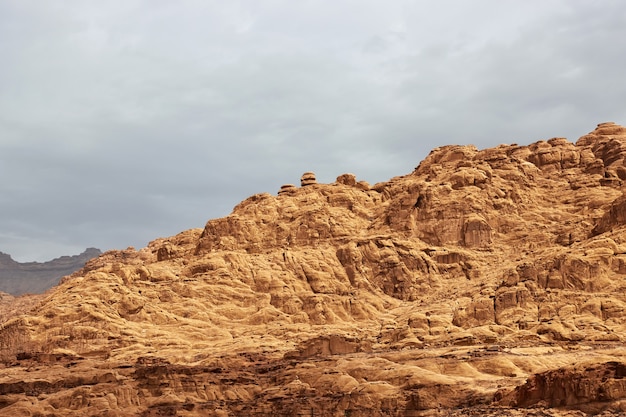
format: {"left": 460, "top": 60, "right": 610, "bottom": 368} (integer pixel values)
{"left": 592, "top": 193, "right": 626, "bottom": 235}
{"left": 0, "top": 248, "right": 102, "bottom": 295}
{"left": 277, "top": 183, "right": 297, "bottom": 196}
{"left": 577, "top": 121, "right": 626, "bottom": 182}
{"left": 3, "top": 123, "right": 626, "bottom": 416}
{"left": 300, "top": 171, "right": 317, "bottom": 186}
{"left": 499, "top": 361, "right": 626, "bottom": 413}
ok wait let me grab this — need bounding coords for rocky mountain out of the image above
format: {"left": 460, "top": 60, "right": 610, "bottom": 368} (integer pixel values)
{"left": 2, "top": 122, "right": 626, "bottom": 416}
{"left": 0, "top": 248, "right": 102, "bottom": 295}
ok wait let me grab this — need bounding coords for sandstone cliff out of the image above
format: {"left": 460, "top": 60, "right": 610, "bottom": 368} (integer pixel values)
{"left": 0, "top": 248, "right": 102, "bottom": 295}
{"left": 2, "top": 123, "right": 626, "bottom": 416}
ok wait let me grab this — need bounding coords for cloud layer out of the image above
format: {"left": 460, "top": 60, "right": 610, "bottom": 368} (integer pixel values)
{"left": 1, "top": 1, "right": 625, "bottom": 261}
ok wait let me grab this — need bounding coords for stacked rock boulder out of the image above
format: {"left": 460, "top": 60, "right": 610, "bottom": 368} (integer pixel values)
{"left": 300, "top": 171, "right": 317, "bottom": 186}
{"left": 277, "top": 184, "right": 297, "bottom": 196}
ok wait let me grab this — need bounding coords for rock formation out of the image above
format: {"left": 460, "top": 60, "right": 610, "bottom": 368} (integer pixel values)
{"left": 277, "top": 183, "right": 297, "bottom": 196}
{"left": 2, "top": 123, "right": 626, "bottom": 415}
{"left": 0, "top": 248, "right": 102, "bottom": 295}
{"left": 300, "top": 171, "right": 317, "bottom": 186}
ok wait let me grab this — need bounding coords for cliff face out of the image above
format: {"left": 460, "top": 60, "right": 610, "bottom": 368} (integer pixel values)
{"left": 0, "top": 248, "right": 102, "bottom": 295}
{"left": 2, "top": 123, "right": 626, "bottom": 416}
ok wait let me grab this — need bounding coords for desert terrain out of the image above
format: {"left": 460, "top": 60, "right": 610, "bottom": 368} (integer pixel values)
{"left": 2, "top": 122, "right": 626, "bottom": 416}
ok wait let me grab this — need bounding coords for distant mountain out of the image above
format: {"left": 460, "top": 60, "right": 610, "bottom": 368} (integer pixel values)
{"left": 0, "top": 248, "right": 102, "bottom": 295}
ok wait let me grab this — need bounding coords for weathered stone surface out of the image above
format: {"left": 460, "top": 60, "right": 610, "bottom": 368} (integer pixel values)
{"left": 499, "top": 361, "right": 626, "bottom": 412}
{"left": 300, "top": 171, "right": 317, "bottom": 186}
{"left": 2, "top": 123, "right": 626, "bottom": 416}
{"left": 277, "top": 183, "right": 297, "bottom": 196}
{"left": 336, "top": 173, "right": 357, "bottom": 186}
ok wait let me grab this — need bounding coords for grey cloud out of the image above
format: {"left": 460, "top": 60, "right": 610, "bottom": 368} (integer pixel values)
{"left": 1, "top": 1, "right": 625, "bottom": 261}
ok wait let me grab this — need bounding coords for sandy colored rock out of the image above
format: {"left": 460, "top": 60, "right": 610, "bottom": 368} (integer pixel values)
{"left": 300, "top": 171, "right": 317, "bottom": 186}
{"left": 3, "top": 123, "right": 626, "bottom": 415}
{"left": 336, "top": 173, "right": 357, "bottom": 186}
{"left": 277, "top": 183, "right": 297, "bottom": 196}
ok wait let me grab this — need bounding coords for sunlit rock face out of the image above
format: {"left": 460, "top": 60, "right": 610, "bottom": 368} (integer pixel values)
{"left": 3, "top": 123, "right": 626, "bottom": 416}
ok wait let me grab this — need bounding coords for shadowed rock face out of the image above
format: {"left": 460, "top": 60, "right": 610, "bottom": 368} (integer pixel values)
{"left": 0, "top": 248, "right": 102, "bottom": 295}
{"left": 505, "top": 361, "right": 626, "bottom": 409}
{"left": 3, "top": 123, "right": 626, "bottom": 416}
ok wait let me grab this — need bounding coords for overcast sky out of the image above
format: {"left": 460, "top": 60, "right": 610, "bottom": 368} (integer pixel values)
{"left": 1, "top": 1, "right": 625, "bottom": 262}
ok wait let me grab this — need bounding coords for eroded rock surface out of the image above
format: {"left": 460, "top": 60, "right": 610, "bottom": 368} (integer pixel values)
{"left": 2, "top": 123, "right": 626, "bottom": 416}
